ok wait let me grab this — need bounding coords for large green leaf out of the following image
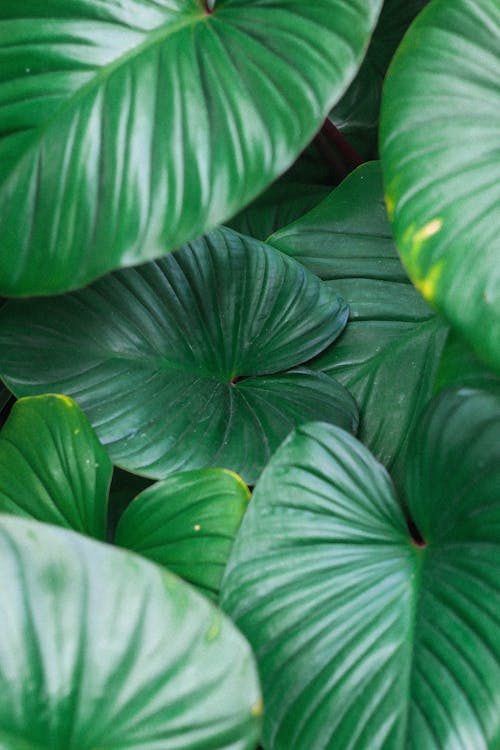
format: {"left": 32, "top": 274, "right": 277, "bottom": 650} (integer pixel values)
{"left": 0, "top": 394, "right": 111, "bottom": 539}
{"left": 0, "top": 515, "right": 261, "bottom": 749}
{"left": 0, "top": 0, "right": 383, "bottom": 296}
{"left": 269, "top": 163, "right": 448, "bottom": 486}
{"left": 221, "top": 388, "right": 500, "bottom": 749}
{"left": 0, "top": 227, "right": 357, "bottom": 483}
{"left": 115, "top": 468, "right": 250, "bottom": 600}
{"left": 380, "top": 0, "right": 500, "bottom": 374}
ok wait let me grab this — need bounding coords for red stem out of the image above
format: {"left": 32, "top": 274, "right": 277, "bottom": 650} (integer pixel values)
{"left": 320, "top": 118, "right": 364, "bottom": 172}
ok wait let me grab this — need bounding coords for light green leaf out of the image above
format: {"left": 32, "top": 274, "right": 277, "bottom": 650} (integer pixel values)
{"left": 0, "top": 515, "right": 261, "bottom": 749}
{"left": 222, "top": 388, "right": 500, "bottom": 749}
{"left": 0, "top": 227, "right": 358, "bottom": 483}
{"left": 0, "top": 394, "right": 111, "bottom": 539}
{"left": 269, "top": 163, "right": 448, "bottom": 486}
{"left": 380, "top": 0, "right": 500, "bottom": 374}
{"left": 0, "top": 0, "right": 383, "bottom": 296}
{"left": 115, "top": 468, "right": 250, "bottom": 600}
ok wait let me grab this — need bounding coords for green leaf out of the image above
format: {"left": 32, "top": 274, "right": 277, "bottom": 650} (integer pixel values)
{"left": 435, "top": 330, "right": 500, "bottom": 396}
{"left": 0, "top": 394, "right": 111, "bottom": 539}
{"left": 0, "top": 0, "right": 383, "bottom": 296}
{"left": 0, "top": 383, "right": 11, "bottom": 413}
{"left": 330, "top": 0, "right": 429, "bottom": 159}
{"left": 0, "top": 515, "right": 262, "bottom": 749}
{"left": 115, "top": 468, "right": 250, "bottom": 600}
{"left": 0, "top": 227, "right": 357, "bottom": 483}
{"left": 269, "top": 163, "right": 448, "bottom": 486}
{"left": 228, "top": 182, "right": 330, "bottom": 242}
{"left": 380, "top": 0, "right": 500, "bottom": 374}
{"left": 221, "top": 388, "right": 500, "bottom": 749}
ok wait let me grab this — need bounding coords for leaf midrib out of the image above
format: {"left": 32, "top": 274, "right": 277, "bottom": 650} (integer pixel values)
{"left": 3, "top": 8, "right": 208, "bottom": 184}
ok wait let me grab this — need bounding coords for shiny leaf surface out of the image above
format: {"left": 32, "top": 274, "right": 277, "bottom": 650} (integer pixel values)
{"left": 269, "top": 163, "right": 448, "bottom": 485}
{"left": 0, "top": 0, "right": 383, "bottom": 295}
{"left": 222, "top": 389, "right": 500, "bottom": 749}
{"left": 380, "top": 0, "right": 500, "bottom": 374}
{"left": 0, "top": 515, "right": 262, "bottom": 749}
{"left": 0, "top": 395, "right": 111, "bottom": 538}
{"left": 0, "top": 227, "right": 357, "bottom": 483}
{"left": 115, "top": 468, "right": 250, "bottom": 600}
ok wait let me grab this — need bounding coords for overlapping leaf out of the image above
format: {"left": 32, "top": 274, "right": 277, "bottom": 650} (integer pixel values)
{"left": 0, "top": 394, "right": 250, "bottom": 598}
{"left": 222, "top": 387, "right": 500, "bottom": 749}
{"left": 0, "top": 0, "right": 383, "bottom": 295}
{"left": 0, "top": 227, "right": 358, "bottom": 483}
{"left": 269, "top": 163, "right": 448, "bottom": 485}
{"left": 380, "top": 0, "right": 500, "bottom": 374}
{"left": 0, "top": 515, "right": 261, "bottom": 749}
{"left": 115, "top": 469, "right": 250, "bottom": 600}
{"left": 0, "top": 395, "right": 111, "bottom": 538}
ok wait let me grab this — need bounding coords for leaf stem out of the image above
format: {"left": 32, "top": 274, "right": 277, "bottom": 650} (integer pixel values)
{"left": 204, "top": 0, "right": 214, "bottom": 13}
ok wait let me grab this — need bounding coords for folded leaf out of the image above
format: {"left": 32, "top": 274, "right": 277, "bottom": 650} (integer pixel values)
{"left": 115, "top": 468, "right": 250, "bottom": 600}
{"left": 0, "top": 395, "right": 111, "bottom": 538}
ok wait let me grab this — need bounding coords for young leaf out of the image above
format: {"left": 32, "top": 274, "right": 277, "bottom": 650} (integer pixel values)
{"left": 380, "top": 0, "right": 500, "bottom": 374}
{"left": 115, "top": 468, "right": 250, "bottom": 600}
{"left": 0, "top": 227, "right": 358, "bottom": 483}
{"left": 222, "top": 388, "right": 500, "bottom": 750}
{"left": 0, "top": 0, "right": 383, "bottom": 296}
{"left": 269, "top": 163, "right": 448, "bottom": 486}
{"left": 0, "top": 394, "right": 111, "bottom": 539}
{"left": 0, "top": 516, "right": 262, "bottom": 749}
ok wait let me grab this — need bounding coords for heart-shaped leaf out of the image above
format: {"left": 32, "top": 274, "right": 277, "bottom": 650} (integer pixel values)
{"left": 269, "top": 163, "right": 448, "bottom": 486}
{"left": 0, "top": 227, "right": 358, "bottom": 483}
{"left": 0, "top": 394, "right": 111, "bottom": 539}
{"left": 221, "top": 387, "right": 500, "bottom": 750}
{"left": 380, "top": 0, "right": 500, "bottom": 374}
{"left": 0, "top": 394, "right": 250, "bottom": 598}
{"left": 0, "top": 0, "right": 383, "bottom": 296}
{"left": 0, "top": 515, "right": 261, "bottom": 749}
{"left": 115, "top": 468, "right": 250, "bottom": 600}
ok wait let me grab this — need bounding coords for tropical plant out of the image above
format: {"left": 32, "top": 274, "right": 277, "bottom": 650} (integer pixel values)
{"left": 0, "top": 0, "right": 499, "bottom": 748}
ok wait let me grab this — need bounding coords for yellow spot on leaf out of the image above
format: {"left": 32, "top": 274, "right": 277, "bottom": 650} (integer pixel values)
{"left": 414, "top": 263, "right": 444, "bottom": 302}
{"left": 385, "top": 193, "right": 395, "bottom": 221}
{"left": 57, "top": 395, "right": 76, "bottom": 408}
{"left": 222, "top": 469, "right": 251, "bottom": 501}
{"left": 194, "top": 524, "right": 201, "bottom": 532}
{"left": 251, "top": 697, "right": 264, "bottom": 717}
{"left": 412, "top": 218, "right": 443, "bottom": 245}
{"left": 207, "top": 616, "right": 221, "bottom": 642}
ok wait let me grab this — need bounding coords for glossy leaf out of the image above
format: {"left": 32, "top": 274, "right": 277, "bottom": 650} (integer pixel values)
{"left": 0, "top": 0, "right": 383, "bottom": 296}
{"left": 380, "top": 0, "right": 500, "bottom": 374}
{"left": 269, "top": 163, "right": 448, "bottom": 485}
{"left": 0, "top": 515, "right": 262, "bottom": 749}
{"left": 222, "top": 389, "right": 500, "bottom": 749}
{"left": 115, "top": 468, "right": 250, "bottom": 600}
{"left": 0, "top": 394, "right": 111, "bottom": 539}
{"left": 0, "top": 227, "right": 357, "bottom": 483}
